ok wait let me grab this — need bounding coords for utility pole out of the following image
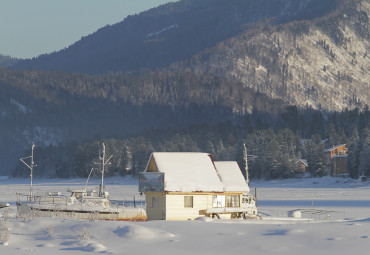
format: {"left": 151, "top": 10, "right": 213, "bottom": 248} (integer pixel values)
{"left": 243, "top": 143, "right": 249, "bottom": 186}
{"left": 20, "top": 143, "right": 36, "bottom": 201}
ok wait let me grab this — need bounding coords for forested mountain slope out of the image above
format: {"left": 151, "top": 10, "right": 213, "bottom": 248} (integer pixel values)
{"left": 13, "top": 0, "right": 338, "bottom": 74}
{"left": 11, "top": 107, "right": 370, "bottom": 180}
{"left": 2, "top": 0, "right": 369, "bottom": 177}
{"left": 173, "top": 0, "right": 369, "bottom": 111}
{"left": 0, "top": 54, "right": 19, "bottom": 67}
{"left": 0, "top": 68, "right": 285, "bottom": 174}
{"left": 12, "top": 0, "right": 369, "bottom": 112}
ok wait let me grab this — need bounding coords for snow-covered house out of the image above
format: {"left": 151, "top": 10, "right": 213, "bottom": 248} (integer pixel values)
{"left": 297, "top": 159, "right": 308, "bottom": 176}
{"left": 139, "top": 152, "right": 253, "bottom": 221}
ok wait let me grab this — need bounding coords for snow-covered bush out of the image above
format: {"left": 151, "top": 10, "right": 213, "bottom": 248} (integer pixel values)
{"left": 88, "top": 211, "right": 99, "bottom": 221}
{"left": 46, "top": 224, "right": 55, "bottom": 235}
{"left": 18, "top": 211, "right": 34, "bottom": 223}
{"left": 80, "top": 227, "right": 92, "bottom": 240}
{"left": 0, "top": 222, "right": 9, "bottom": 245}
{"left": 0, "top": 209, "right": 11, "bottom": 245}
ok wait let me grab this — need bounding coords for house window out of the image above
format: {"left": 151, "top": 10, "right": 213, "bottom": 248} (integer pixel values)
{"left": 212, "top": 195, "right": 225, "bottom": 208}
{"left": 152, "top": 196, "right": 159, "bottom": 208}
{"left": 227, "top": 195, "right": 240, "bottom": 208}
{"left": 242, "top": 196, "right": 251, "bottom": 204}
{"left": 184, "top": 196, "right": 193, "bottom": 208}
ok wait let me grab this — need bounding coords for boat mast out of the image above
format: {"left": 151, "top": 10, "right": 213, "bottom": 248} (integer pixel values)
{"left": 84, "top": 168, "right": 94, "bottom": 191}
{"left": 98, "top": 143, "right": 113, "bottom": 197}
{"left": 243, "top": 143, "right": 249, "bottom": 187}
{"left": 20, "top": 143, "right": 36, "bottom": 200}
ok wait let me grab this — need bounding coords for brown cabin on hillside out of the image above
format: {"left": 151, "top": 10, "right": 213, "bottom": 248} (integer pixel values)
{"left": 297, "top": 159, "right": 308, "bottom": 176}
{"left": 325, "top": 144, "right": 348, "bottom": 177}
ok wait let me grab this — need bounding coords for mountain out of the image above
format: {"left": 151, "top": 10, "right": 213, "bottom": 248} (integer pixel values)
{"left": 171, "top": 0, "right": 370, "bottom": 111}
{"left": 13, "top": 0, "right": 339, "bottom": 74}
{"left": 2, "top": 0, "right": 369, "bottom": 175}
{"left": 0, "top": 68, "right": 286, "bottom": 175}
{"left": 11, "top": 0, "right": 369, "bottom": 112}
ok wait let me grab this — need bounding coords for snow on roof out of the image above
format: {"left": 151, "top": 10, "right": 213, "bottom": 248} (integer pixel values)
{"left": 150, "top": 152, "right": 224, "bottom": 192}
{"left": 214, "top": 162, "right": 249, "bottom": 192}
{"left": 298, "top": 159, "right": 308, "bottom": 167}
{"left": 324, "top": 144, "right": 346, "bottom": 152}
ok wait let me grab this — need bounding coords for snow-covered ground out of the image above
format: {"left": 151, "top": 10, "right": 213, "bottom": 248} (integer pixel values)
{"left": 1, "top": 177, "right": 370, "bottom": 254}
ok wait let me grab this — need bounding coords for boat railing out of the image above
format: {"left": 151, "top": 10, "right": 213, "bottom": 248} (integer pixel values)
{"left": 16, "top": 192, "right": 71, "bottom": 205}
{"left": 17, "top": 192, "right": 146, "bottom": 208}
{"left": 16, "top": 192, "right": 35, "bottom": 203}
{"left": 111, "top": 196, "right": 146, "bottom": 209}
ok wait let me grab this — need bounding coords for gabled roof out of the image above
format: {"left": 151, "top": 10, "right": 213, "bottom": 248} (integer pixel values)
{"left": 324, "top": 144, "right": 346, "bottom": 152}
{"left": 145, "top": 152, "right": 249, "bottom": 193}
{"left": 147, "top": 152, "right": 224, "bottom": 192}
{"left": 298, "top": 159, "right": 308, "bottom": 167}
{"left": 214, "top": 161, "right": 249, "bottom": 192}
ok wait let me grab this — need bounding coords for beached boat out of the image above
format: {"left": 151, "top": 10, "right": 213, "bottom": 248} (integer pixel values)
{"left": 16, "top": 143, "right": 147, "bottom": 221}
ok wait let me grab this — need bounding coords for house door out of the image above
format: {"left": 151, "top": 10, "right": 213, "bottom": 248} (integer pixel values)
{"left": 212, "top": 195, "right": 225, "bottom": 208}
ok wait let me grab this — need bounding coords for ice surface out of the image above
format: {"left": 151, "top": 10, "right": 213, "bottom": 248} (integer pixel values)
{"left": 1, "top": 176, "right": 370, "bottom": 254}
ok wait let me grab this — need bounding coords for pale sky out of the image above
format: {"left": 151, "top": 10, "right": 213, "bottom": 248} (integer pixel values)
{"left": 0, "top": 0, "right": 174, "bottom": 59}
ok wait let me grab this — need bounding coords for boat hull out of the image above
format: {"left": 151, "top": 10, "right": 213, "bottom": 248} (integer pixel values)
{"left": 17, "top": 202, "right": 147, "bottom": 221}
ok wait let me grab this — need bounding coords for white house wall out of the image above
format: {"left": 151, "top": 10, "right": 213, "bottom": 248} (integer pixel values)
{"left": 165, "top": 194, "right": 212, "bottom": 220}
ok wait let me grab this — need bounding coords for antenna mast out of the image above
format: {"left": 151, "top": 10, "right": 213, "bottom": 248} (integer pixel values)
{"left": 20, "top": 143, "right": 36, "bottom": 200}
{"left": 98, "top": 143, "right": 113, "bottom": 197}
{"left": 243, "top": 143, "right": 249, "bottom": 186}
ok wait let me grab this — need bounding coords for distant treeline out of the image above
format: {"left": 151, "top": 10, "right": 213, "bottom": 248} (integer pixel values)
{"left": 12, "top": 106, "right": 370, "bottom": 180}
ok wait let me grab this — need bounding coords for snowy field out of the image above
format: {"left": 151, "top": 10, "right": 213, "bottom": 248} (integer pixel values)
{"left": 1, "top": 177, "right": 370, "bottom": 254}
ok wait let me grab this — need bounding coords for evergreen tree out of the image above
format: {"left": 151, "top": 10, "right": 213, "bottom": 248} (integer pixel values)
{"left": 307, "top": 134, "right": 327, "bottom": 176}
{"left": 358, "top": 128, "right": 370, "bottom": 176}
{"left": 347, "top": 128, "right": 360, "bottom": 178}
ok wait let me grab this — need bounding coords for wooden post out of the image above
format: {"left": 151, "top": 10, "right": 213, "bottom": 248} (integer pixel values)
{"left": 255, "top": 188, "right": 257, "bottom": 207}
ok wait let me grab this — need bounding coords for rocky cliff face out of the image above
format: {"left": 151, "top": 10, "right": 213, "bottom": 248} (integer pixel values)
{"left": 11, "top": 0, "right": 368, "bottom": 112}
{"left": 174, "top": 0, "right": 369, "bottom": 111}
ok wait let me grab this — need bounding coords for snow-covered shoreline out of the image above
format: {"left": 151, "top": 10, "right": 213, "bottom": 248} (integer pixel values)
{"left": 1, "top": 177, "right": 369, "bottom": 254}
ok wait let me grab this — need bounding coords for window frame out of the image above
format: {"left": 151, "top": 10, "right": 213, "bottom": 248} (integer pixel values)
{"left": 226, "top": 195, "right": 240, "bottom": 208}
{"left": 212, "top": 195, "right": 226, "bottom": 208}
{"left": 184, "top": 196, "right": 194, "bottom": 208}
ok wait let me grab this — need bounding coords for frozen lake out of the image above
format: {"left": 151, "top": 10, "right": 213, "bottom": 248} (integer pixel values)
{"left": 1, "top": 177, "right": 370, "bottom": 254}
